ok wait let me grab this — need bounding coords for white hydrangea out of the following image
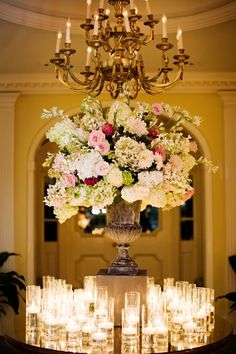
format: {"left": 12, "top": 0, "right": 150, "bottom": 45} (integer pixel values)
{"left": 46, "top": 117, "right": 80, "bottom": 149}
{"left": 138, "top": 171, "right": 163, "bottom": 187}
{"left": 75, "top": 151, "right": 108, "bottom": 180}
{"left": 105, "top": 165, "right": 123, "bottom": 187}
{"left": 115, "top": 137, "right": 154, "bottom": 171}
{"left": 143, "top": 188, "right": 167, "bottom": 208}
{"left": 107, "top": 101, "right": 132, "bottom": 126}
{"left": 121, "top": 184, "right": 150, "bottom": 203}
{"left": 125, "top": 116, "right": 147, "bottom": 136}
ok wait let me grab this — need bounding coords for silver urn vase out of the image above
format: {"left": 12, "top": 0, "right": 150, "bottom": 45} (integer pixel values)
{"left": 105, "top": 200, "right": 142, "bottom": 275}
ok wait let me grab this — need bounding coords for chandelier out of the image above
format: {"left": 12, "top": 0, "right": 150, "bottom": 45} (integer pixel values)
{"left": 50, "top": 0, "right": 190, "bottom": 99}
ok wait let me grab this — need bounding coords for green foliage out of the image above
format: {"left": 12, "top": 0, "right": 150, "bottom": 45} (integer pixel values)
{"left": 216, "top": 255, "right": 236, "bottom": 312}
{"left": 0, "top": 252, "right": 26, "bottom": 316}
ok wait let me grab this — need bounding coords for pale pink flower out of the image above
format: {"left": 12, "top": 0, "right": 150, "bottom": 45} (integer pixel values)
{"left": 184, "top": 189, "right": 194, "bottom": 201}
{"left": 88, "top": 130, "right": 105, "bottom": 147}
{"left": 62, "top": 173, "right": 77, "bottom": 187}
{"left": 95, "top": 160, "right": 110, "bottom": 176}
{"left": 190, "top": 140, "right": 198, "bottom": 153}
{"left": 169, "top": 155, "right": 183, "bottom": 172}
{"left": 53, "top": 153, "right": 66, "bottom": 171}
{"left": 97, "top": 140, "right": 110, "bottom": 156}
{"left": 152, "top": 103, "right": 164, "bottom": 116}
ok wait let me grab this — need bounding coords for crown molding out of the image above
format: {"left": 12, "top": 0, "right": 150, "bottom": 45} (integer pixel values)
{"left": 0, "top": 72, "right": 236, "bottom": 95}
{"left": 0, "top": 1, "right": 236, "bottom": 34}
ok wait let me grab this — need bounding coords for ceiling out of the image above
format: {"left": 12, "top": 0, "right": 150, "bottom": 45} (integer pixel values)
{"left": 0, "top": 0, "right": 236, "bottom": 75}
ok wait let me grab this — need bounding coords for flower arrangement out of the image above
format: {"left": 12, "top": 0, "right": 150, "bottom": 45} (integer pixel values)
{"left": 42, "top": 97, "right": 216, "bottom": 223}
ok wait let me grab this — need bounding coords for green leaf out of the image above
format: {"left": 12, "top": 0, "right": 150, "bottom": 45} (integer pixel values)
{"left": 0, "top": 252, "right": 19, "bottom": 268}
{"left": 216, "top": 292, "right": 236, "bottom": 302}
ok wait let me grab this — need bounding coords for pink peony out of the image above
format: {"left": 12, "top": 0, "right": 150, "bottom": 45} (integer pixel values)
{"left": 148, "top": 127, "right": 160, "bottom": 138}
{"left": 152, "top": 103, "right": 163, "bottom": 116}
{"left": 84, "top": 177, "right": 99, "bottom": 186}
{"left": 153, "top": 145, "right": 166, "bottom": 161}
{"left": 62, "top": 173, "right": 77, "bottom": 187}
{"left": 88, "top": 130, "right": 105, "bottom": 147}
{"left": 102, "top": 123, "right": 115, "bottom": 136}
{"left": 97, "top": 140, "right": 110, "bottom": 156}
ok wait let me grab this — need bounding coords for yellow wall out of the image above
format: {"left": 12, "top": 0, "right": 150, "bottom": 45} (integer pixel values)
{"left": 14, "top": 92, "right": 225, "bottom": 336}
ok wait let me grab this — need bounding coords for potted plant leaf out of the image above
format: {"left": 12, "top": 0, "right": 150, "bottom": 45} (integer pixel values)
{"left": 0, "top": 252, "right": 26, "bottom": 317}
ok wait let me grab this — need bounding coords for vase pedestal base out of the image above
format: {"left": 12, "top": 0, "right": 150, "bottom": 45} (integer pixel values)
{"left": 107, "top": 244, "right": 139, "bottom": 275}
{"left": 96, "top": 269, "right": 147, "bottom": 326}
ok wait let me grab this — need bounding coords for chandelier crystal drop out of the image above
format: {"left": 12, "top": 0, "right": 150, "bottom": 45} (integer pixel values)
{"left": 50, "top": 0, "right": 190, "bottom": 99}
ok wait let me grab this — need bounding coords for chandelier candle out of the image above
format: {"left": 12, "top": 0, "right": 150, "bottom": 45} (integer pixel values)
{"left": 145, "top": 0, "right": 151, "bottom": 15}
{"left": 162, "top": 15, "right": 167, "bottom": 38}
{"left": 55, "top": 31, "right": 62, "bottom": 53}
{"left": 86, "top": 0, "right": 92, "bottom": 18}
{"left": 65, "top": 19, "right": 71, "bottom": 43}
{"left": 177, "top": 28, "right": 184, "bottom": 50}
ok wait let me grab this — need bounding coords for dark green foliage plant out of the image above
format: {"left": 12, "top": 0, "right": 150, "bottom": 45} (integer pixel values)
{"left": 216, "top": 255, "right": 236, "bottom": 312}
{"left": 0, "top": 252, "right": 26, "bottom": 316}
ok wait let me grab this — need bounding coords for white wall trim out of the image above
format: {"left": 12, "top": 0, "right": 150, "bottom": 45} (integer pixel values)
{"left": 0, "top": 1, "right": 236, "bottom": 33}
{"left": 219, "top": 90, "right": 236, "bottom": 293}
{"left": 1, "top": 72, "right": 236, "bottom": 95}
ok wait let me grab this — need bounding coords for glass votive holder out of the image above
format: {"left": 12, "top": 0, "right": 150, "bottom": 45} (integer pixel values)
{"left": 81, "top": 318, "right": 96, "bottom": 349}
{"left": 41, "top": 314, "right": 60, "bottom": 350}
{"left": 182, "top": 321, "right": 198, "bottom": 349}
{"left": 91, "top": 330, "right": 108, "bottom": 352}
{"left": 66, "top": 319, "right": 81, "bottom": 352}
{"left": 99, "top": 297, "right": 114, "bottom": 346}
{"left": 170, "top": 314, "right": 185, "bottom": 347}
{"left": 122, "top": 308, "right": 139, "bottom": 353}
{"left": 25, "top": 285, "right": 41, "bottom": 346}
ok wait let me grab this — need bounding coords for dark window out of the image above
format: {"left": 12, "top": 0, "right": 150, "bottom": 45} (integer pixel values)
{"left": 181, "top": 220, "right": 193, "bottom": 240}
{"left": 44, "top": 221, "right": 58, "bottom": 242}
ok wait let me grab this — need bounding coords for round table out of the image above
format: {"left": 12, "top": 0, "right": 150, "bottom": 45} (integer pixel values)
{"left": 5, "top": 317, "right": 233, "bottom": 354}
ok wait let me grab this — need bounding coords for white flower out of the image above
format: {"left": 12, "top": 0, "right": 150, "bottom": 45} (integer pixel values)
{"left": 143, "top": 188, "right": 167, "bottom": 208}
{"left": 138, "top": 149, "right": 154, "bottom": 169}
{"left": 105, "top": 166, "right": 123, "bottom": 187}
{"left": 75, "top": 151, "right": 105, "bottom": 180}
{"left": 126, "top": 116, "right": 147, "bottom": 136}
{"left": 138, "top": 171, "right": 163, "bottom": 187}
{"left": 121, "top": 184, "right": 150, "bottom": 203}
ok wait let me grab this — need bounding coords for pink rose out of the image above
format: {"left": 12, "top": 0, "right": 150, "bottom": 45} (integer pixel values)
{"left": 62, "top": 173, "right": 77, "bottom": 187}
{"left": 84, "top": 177, "right": 99, "bottom": 186}
{"left": 88, "top": 130, "right": 105, "bottom": 147}
{"left": 148, "top": 127, "right": 160, "bottom": 138}
{"left": 153, "top": 145, "right": 166, "bottom": 161}
{"left": 152, "top": 103, "right": 163, "bottom": 116}
{"left": 102, "top": 123, "right": 115, "bottom": 136}
{"left": 97, "top": 140, "right": 110, "bottom": 156}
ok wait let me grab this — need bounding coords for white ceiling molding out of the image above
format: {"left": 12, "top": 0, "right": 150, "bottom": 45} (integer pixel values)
{"left": 0, "top": 72, "right": 236, "bottom": 95}
{"left": 0, "top": 1, "right": 236, "bottom": 34}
